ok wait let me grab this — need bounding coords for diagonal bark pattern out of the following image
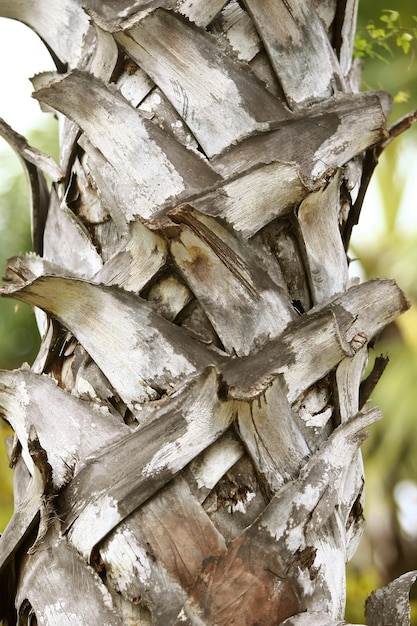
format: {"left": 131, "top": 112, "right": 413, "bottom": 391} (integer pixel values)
{"left": 0, "top": 1, "right": 414, "bottom": 624}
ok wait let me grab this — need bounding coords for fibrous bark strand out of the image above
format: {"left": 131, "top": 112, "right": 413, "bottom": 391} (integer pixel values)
{"left": 0, "top": 0, "right": 413, "bottom": 624}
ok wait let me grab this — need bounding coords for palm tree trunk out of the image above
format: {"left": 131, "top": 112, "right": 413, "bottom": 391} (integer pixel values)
{"left": 0, "top": 1, "right": 415, "bottom": 624}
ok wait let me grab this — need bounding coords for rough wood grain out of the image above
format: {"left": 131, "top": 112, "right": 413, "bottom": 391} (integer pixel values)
{"left": 58, "top": 368, "right": 234, "bottom": 559}
{"left": 101, "top": 520, "right": 187, "bottom": 626}
{"left": 251, "top": 219, "right": 311, "bottom": 311}
{"left": 168, "top": 206, "right": 296, "bottom": 354}
{"left": 177, "top": 0, "right": 228, "bottom": 26}
{"left": 334, "top": 347, "right": 368, "bottom": 561}
{"left": 116, "top": 63, "right": 154, "bottom": 108}
{"left": 114, "top": 9, "right": 291, "bottom": 156}
{"left": 223, "top": 279, "right": 410, "bottom": 402}
{"left": 2, "top": 275, "right": 220, "bottom": 406}
{"left": 0, "top": 1, "right": 414, "bottom": 623}
{"left": 67, "top": 154, "right": 111, "bottom": 228}
{"left": 86, "top": 0, "right": 228, "bottom": 28}
{"left": 336, "top": 0, "right": 360, "bottom": 78}
{"left": 186, "top": 161, "right": 309, "bottom": 238}
{"left": 0, "top": 368, "right": 127, "bottom": 489}
{"left": 97, "top": 435, "right": 245, "bottom": 624}
{"left": 101, "top": 475, "right": 227, "bottom": 625}
{"left": 209, "top": 2, "right": 261, "bottom": 62}
{"left": 138, "top": 87, "right": 200, "bottom": 152}
{"left": 212, "top": 92, "right": 389, "bottom": 179}
{"left": 235, "top": 375, "right": 309, "bottom": 493}
{"left": 243, "top": 0, "right": 344, "bottom": 108}
{"left": 34, "top": 71, "right": 221, "bottom": 220}
{"left": 43, "top": 189, "right": 103, "bottom": 278}
{"left": 175, "top": 408, "right": 381, "bottom": 625}
{"left": 186, "top": 433, "right": 245, "bottom": 503}
{"left": 93, "top": 221, "right": 167, "bottom": 293}
{"left": 75, "top": 136, "right": 133, "bottom": 235}
{"left": 89, "top": 22, "right": 119, "bottom": 81}
{"left": 313, "top": 0, "right": 337, "bottom": 30}
{"left": 298, "top": 171, "right": 349, "bottom": 304}
{"left": 146, "top": 273, "right": 193, "bottom": 322}
{"left": 291, "top": 382, "right": 334, "bottom": 452}
{"left": 201, "top": 454, "right": 267, "bottom": 544}
{"left": 365, "top": 570, "right": 417, "bottom": 626}
{"left": 15, "top": 523, "right": 123, "bottom": 626}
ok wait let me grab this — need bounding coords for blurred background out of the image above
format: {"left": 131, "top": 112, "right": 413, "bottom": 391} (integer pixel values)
{"left": 0, "top": 1, "right": 416, "bottom": 622}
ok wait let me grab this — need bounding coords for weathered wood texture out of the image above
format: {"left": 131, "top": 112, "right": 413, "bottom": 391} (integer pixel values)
{"left": 0, "top": 0, "right": 414, "bottom": 624}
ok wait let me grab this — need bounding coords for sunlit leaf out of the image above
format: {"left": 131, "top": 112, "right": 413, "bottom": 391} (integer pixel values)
{"left": 396, "top": 32, "right": 413, "bottom": 54}
{"left": 380, "top": 10, "right": 400, "bottom": 26}
{"left": 394, "top": 90, "right": 411, "bottom": 103}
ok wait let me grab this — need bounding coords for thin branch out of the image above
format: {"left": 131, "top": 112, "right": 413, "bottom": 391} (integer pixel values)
{"left": 359, "top": 355, "right": 389, "bottom": 408}
{"left": 343, "top": 148, "right": 379, "bottom": 250}
{"left": 376, "top": 108, "right": 417, "bottom": 156}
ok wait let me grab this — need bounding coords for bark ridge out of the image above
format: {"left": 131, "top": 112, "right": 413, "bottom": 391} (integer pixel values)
{"left": 0, "top": 1, "right": 414, "bottom": 624}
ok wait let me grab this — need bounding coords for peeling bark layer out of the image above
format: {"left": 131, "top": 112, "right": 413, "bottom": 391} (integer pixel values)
{"left": 0, "top": 1, "right": 414, "bottom": 625}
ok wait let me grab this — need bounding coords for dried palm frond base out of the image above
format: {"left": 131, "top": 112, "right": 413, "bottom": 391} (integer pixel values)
{"left": 0, "top": 1, "right": 415, "bottom": 624}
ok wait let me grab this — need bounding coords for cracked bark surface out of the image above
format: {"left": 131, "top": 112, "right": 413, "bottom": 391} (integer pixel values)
{"left": 0, "top": 0, "right": 415, "bottom": 624}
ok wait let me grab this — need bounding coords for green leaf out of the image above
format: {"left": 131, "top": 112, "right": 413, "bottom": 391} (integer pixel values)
{"left": 396, "top": 32, "right": 413, "bottom": 54}
{"left": 380, "top": 10, "right": 400, "bottom": 26}
{"left": 353, "top": 33, "right": 373, "bottom": 58}
{"left": 368, "top": 26, "right": 386, "bottom": 40}
{"left": 394, "top": 90, "right": 411, "bottom": 103}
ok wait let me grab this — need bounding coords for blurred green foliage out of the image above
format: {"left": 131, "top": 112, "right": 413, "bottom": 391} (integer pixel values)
{"left": 346, "top": 2, "right": 417, "bottom": 620}
{"left": 0, "top": 116, "right": 58, "bottom": 369}
{"left": 0, "top": 151, "right": 36, "bottom": 370}
{"left": 355, "top": 9, "right": 417, "bottom": 61}
{"left": 346, "top": 136, "right": 417, "bottom": 622}
{"left": 0, "top": 115, "right": 58, "bottom": 529}
{"left": 357, "top": 0, "right": 417, "bottom": 123}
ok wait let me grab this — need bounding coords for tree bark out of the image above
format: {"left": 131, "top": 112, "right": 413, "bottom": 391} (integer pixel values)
{"left": 0, "top": 1, "right": 415, "bottom": 624}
